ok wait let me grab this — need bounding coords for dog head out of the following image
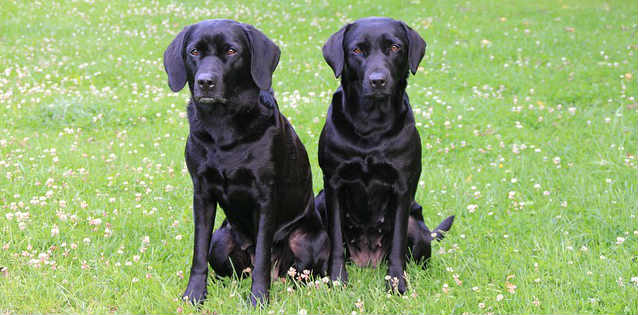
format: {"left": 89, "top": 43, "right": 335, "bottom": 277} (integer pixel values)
{"left": 163, "top": 19, "right": 280, "bottom": 106}
{"left": 323, "top": 17, "right": 426, "bottom": 99}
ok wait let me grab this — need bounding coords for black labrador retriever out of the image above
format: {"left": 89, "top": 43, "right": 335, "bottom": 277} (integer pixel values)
{"left": 317, "top": 17, "right": 454, "bottom": 293}
{"left": 163, "top": 19, "right": 329, "bottom": 306}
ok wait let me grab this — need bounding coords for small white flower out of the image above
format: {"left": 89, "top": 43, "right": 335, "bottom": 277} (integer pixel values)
{"left": 616, "top": 237, "right": 625, "bottom": 245}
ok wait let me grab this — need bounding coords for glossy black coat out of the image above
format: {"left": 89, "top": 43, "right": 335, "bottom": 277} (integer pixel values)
{"left": 317, "top": 17, "right": 454, "bottom": 293}
{"left": 163, "top": 19, "right": 329, "bottom": 306}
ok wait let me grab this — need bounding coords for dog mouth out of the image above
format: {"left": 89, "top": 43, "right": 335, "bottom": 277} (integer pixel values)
{"left": 195, "top": 96, "right": 227, "bottom": 105}
{"left": 363, "top": 91, "right": 392, "bottom": 99}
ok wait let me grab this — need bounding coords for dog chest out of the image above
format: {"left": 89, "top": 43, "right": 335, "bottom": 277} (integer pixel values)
{"left": 340, "top": 180, "right": 395, "bottom": 267}
{"left": 198, "top": 155, "right": 275, "bottom": 207}
{"left": 335, "top": 156, "right": 399, "bottom": 184}
{"left": 329, "top": 155, "right": 406, "bottom": 267}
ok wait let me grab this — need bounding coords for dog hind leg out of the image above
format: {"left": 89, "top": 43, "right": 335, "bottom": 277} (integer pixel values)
{"left": 208, "top": 221, "right": 253, "bottom": 279}
{"left": 287, "top": 225, "right": 330, "bottom": 278}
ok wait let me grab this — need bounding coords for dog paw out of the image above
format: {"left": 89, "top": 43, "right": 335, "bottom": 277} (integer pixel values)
{"left": 182, "top": 274, "right": 208, "bottom": 305}
{"left": 329, "top": 265, "right": 349, "bottom": 286}
{"left": 248, "top": 286, "right": 269, "bottom": 307}
{"left": 385, "top": 272, "right": 407, "bottom": 294}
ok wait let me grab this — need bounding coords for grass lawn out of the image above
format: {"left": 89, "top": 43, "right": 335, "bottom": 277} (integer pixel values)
{"left": 0, "top": 0, "right": 636, "bottom": 313}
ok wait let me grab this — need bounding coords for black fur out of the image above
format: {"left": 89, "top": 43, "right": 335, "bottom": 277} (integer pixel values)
{"left": 163, "top": 19, "right": 329, "bottom": 307}
{"left": 317, "top": 17, "right": 454, "bottom": 294}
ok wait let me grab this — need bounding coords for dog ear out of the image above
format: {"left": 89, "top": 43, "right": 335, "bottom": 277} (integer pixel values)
{"left": 243, "top": 24, "right": 280, "bottom": 90}
{"left": 400, "top": 22, "right": 426, "bottom": 75}
{"left": 322, "top": 24, "right": 349, "bottom": 78}
{"left": 163, "top": 26, "right": 190, "bottom": 92}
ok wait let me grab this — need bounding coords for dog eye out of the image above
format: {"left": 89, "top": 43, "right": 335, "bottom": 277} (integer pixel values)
{"left": 226, "top": 48, "right": 237, "bottom": 55}
{"left": 190, "top": 49, "right": 200, "bottom": 56}
{"left": 352, "top": 47, "right": 362, "bottom": 55}
{"left": 390, "top": 44, "right": 400, "bottom": 52}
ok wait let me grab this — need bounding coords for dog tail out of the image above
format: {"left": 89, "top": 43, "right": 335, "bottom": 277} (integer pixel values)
{"left": 423, "top": 215, "right": 455, "bottom": 242}
{"left": 409, "top": 201, "right": 454, "bottom": 242}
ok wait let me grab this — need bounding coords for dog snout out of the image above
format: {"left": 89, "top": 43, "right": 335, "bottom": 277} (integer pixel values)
{"left": 368, "top": 72, "right": 387, "bottom": 89}
{"left": 196, "top": 73, "right": 218, "bottom": 91}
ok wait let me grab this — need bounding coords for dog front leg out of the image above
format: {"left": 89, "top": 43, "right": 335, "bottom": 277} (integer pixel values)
{"left": 249, "top": 199, "right": 275, "bottom": 307}
{"left": 386, "top": 197, "right": 410, "bottom": 294}
{"left": 325, "top": 183, "right": 348, "bottom": 284}
{"left": 183, "top": 188, "right": 217, "bottom": 305}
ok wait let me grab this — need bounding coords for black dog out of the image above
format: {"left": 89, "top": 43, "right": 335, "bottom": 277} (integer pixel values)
{"left": 163, "top": 19, "right": 329, "bottom": 306}
{"left": 317, "top": 17, "right": 454, "bottom": 293}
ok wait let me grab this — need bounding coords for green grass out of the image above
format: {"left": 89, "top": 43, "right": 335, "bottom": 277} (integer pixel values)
{"left": 1, "top": 0, "right": 636, "bottom": 313}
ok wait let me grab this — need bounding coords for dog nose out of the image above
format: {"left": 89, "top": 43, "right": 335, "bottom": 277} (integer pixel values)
{"left": 369, "top": 72, "right": 387, "bottom": 88}
{"left": 197, "top": 74, "right": 217, "bottom": 90}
